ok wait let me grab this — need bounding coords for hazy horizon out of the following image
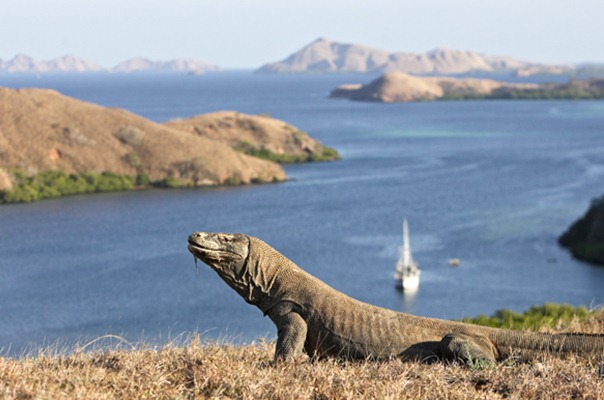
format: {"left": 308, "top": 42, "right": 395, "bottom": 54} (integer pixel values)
{"left": 2, "top": 0, "right": 604, "bottom": 68}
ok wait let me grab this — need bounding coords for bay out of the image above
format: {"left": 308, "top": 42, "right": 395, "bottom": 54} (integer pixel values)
{"left": 1, "top": 72, "right": 603, "bottom": 355}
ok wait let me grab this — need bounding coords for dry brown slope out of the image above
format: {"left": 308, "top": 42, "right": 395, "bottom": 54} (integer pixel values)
{"left": 164, "top": 111, "right": 339, "bottom": 163}
{"left": 0, "top": 88, "right": 285, "bottom": 186}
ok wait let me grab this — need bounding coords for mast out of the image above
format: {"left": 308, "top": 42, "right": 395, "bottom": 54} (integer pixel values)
{"left": 402, "top": 217, "right": 412, "bottom": 266}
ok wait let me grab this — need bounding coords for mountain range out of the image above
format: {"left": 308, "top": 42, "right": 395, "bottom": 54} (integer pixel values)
{"left": 257, "top": 38, "right": 567, "bottom": 76}
{"left": 0, "top": 54, "right": 221, "bottom": 74}
{"left": 4, "top": 39, "right": 603, "bottom": 76}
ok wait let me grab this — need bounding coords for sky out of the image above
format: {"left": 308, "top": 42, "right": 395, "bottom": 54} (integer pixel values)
{"left": 1, "top": 0, "right": 603, "bottom": 69}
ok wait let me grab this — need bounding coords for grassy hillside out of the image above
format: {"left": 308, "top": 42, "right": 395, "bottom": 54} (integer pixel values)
{"left": 1, "top": 305, "right": 602, "bottom": 399}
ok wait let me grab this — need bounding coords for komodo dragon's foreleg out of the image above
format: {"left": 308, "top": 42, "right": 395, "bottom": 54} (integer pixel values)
{"left": 273, "top": 312, "right": 308, "bottom": 362}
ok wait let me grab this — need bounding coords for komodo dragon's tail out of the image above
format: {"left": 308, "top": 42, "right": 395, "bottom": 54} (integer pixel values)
{"left": 488, "top": 329, "right": 604, "bottom": 361}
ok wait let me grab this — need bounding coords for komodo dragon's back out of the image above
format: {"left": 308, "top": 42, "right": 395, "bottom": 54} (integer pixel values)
{"left": 187, "top": 232, "right": 604, "bottom": 369}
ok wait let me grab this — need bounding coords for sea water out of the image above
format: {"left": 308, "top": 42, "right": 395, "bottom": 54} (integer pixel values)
{"left": 0, "top": 72, "right": 603, "bottom": 355}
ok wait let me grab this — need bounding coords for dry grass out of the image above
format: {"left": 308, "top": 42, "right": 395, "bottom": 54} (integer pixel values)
{"left": 1, "top": 312, "right": 603, "bottom": 399}
{"left": 1, "top": 339, "right": 602, "bottom": 400}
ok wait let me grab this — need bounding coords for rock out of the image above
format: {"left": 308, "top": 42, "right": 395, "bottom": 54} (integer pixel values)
{"left": 559, "top": 197, "right": 604, "bottom": 266}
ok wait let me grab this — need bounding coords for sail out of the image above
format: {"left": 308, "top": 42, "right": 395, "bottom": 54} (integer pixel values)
{"left": 394, "top": 217, "right": 421, "bottom": 289}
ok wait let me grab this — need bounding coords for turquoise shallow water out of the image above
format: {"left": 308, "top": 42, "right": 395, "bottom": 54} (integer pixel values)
{"left": 0, "top": 73, "right": 603, "bottom": 355}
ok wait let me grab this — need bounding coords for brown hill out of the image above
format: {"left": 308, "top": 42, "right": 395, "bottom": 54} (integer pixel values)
{"left": 330, "top": 72, "right": 536, "bottom": 102}
{"left": 164, "top": 111, "right": 339, "bottom": 163}
{"left": 0, "top": 88, "right": 285, "bottom": 188}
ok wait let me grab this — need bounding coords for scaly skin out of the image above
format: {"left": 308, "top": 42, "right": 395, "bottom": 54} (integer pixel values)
{"left": 187, "top": 232, "right": 604, "bottom": 365}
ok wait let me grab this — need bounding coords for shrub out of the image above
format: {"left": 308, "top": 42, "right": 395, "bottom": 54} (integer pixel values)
{"left": 461, "top": 303, "right": 591, "bottom": 330}
{"left": 135, "top": 172, "right": 150, "bottom": 187}
{"left": 115, "top": 127, "right": 145, "bottom": 146}
{"left": 152, "top": 176, "right": 186, "bottom": 189}
{"left": 233, "top": 141, "right": 340, "bottom": 164}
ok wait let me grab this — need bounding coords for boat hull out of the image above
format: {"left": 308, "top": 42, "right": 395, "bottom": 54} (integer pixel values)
{"left": 395, "top": 271, "right": 421, "bottom": 290}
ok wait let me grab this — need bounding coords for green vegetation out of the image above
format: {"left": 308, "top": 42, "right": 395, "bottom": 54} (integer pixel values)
{"left": 461, "top": 303, "right": 594, "bottom": 330}
{"left": 152, "top": 176, "right": 188, "bottom": 189}
{"left": 0, "top": 170, "right": 137, "bottom": 204}
{"left": 0, "top": 168, "right": 281, "bottom": 204}
{"left": 234, "top": 141, "right": 340, "bottom": 164}
{"left": 566, "top": 242, "right": 604, "bottom": 264}
{"left": 488, "top": 80, "right": 604, "bottom": 100}
{"left": 442, "top": 79, "right": 604, "bottom": 101}
{"left": 315, "top": 145, "right": 341, "bottom": 162}
{"left": 559, "top": 195, "right": 604, "bottom": 266}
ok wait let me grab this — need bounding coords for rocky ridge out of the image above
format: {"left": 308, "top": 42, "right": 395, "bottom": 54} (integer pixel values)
{"left": 257, "top": 38, "right": 544, "bottom": 75}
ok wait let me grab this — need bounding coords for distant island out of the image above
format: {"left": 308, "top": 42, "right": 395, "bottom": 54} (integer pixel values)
{"left": 330, "top": 72, "right": 604, "bottom": 102}
{"left": 0, "top": 88, "right": 338, "bottom": 204}
{"left": 256, "top": 37, "right": 585, "bottom": 77}
{"left": 559, "top": 196, "right": 604, "bottom": 266}
{"left": 0, "top": 54, "right": 221, "bottom": 74}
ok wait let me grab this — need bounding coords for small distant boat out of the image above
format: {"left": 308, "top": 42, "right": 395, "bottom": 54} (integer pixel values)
{"left": 448, "top": 258, "right": 461, "bottom": 267}
{"left": 394, "top": 218, "right": 421, "bottom": 290}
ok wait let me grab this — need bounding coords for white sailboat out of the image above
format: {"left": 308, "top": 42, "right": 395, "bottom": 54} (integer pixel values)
{"left": 394, "top": 218, "right": 421, "bottom": 290}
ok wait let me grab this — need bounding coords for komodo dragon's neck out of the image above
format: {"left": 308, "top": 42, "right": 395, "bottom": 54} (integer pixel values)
{"left": 245, "top": 237, "right": 334, "bottom": 314}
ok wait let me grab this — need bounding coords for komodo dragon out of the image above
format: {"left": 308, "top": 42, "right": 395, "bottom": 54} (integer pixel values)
{"left": 187, "top": 231, "right": 604, "bottom": 366}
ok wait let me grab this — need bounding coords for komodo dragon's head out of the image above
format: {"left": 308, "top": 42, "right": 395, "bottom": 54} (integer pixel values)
{"left": 187, "top": 232, "right": 255, "bottom": 302}
{"left": 188, "top": 231, "right": 302, "bottom": 310}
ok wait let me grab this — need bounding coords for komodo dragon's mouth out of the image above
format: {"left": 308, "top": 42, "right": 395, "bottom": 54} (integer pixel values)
{"left": 187, "top": 239, "right": 223, "bottom": 259}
